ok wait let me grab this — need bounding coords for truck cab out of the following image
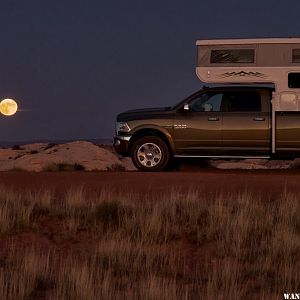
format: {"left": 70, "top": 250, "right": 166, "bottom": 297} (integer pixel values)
{"left": 172, "top": 86, "right": 272, "bottom": 157}
{"left": 114, "top": 86, "right": 274, "bottom": 171}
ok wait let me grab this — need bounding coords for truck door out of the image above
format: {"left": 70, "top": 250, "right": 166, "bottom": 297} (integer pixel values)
{"left": 173, "top": 92, "right": 223, "bottom": 155}
{"left": 222, "top": 90, "right": 270, "bottom": 156}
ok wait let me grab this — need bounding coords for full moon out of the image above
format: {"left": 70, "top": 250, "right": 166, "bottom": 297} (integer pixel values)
{"left": 0, "top": 99, "right": 18, "bottom": 116}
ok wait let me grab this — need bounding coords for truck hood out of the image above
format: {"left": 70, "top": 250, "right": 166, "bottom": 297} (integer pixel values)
{"left": 117, "top": 106, "right": 173, "bottom": 122}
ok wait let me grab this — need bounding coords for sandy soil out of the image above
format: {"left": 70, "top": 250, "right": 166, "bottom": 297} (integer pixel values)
{"left": 1, "top": 169, "right": 299, "bottom": 198}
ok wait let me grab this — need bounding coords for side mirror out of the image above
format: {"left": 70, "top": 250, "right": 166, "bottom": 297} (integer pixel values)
{"left": 183, "top": 104, "right": 190, "bottom": 111}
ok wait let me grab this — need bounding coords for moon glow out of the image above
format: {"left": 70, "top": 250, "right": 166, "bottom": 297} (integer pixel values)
{"left": 0, "top": 99, "right": 18, "bottom": 116}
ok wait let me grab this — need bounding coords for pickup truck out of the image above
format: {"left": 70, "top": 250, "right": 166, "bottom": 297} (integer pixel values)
{"left": 114, "top": 86, "right": 300, "bottom": 171}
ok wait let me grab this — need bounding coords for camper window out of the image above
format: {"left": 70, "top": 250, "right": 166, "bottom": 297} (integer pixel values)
{"left": 292, "top": 49, "right": 300, "bottom": 63}
{"left": 210, "top": 49, "right": 255, "bottom": 64}
{"left": 288, "top": 73, "right": 300, "bottom": 88}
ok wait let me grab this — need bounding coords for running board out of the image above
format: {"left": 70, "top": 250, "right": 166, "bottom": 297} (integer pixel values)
{"left": 174, "top": 155, "right": 271, "bottom": 159}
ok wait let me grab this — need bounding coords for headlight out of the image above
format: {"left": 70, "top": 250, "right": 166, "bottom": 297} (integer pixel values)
{"left": 116, "top": 122, "right": 131, "bottom": 134}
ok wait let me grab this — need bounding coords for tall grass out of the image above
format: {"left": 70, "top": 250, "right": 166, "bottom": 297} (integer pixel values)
{"left": 0, "top": 185, "right": 299, "bottom": 299}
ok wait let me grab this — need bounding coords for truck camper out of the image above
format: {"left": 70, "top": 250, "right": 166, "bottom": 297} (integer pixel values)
{"left": 196, "top": 38, "right": 300, "bottom": 153}
{"left": 114, "top": 38, "right": 300, "bottom": 171}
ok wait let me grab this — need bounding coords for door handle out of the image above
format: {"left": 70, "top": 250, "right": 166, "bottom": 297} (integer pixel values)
{"left": 253, "top": 117, "right": 265, "bottom": 121}
{"left": 208, "top": 117, "right": 219, "bottom": 121}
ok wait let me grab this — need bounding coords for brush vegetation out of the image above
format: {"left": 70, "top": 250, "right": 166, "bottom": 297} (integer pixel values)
{"left": 0, "top": 186, "right": 299, "bottom": 299}
{"left": 42, "top": 163, "right": 86, "bottom": 172}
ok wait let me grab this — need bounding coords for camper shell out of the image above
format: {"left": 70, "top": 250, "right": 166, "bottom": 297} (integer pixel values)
{"left": 196, "top": 38, "right": 300, "bottom": 153}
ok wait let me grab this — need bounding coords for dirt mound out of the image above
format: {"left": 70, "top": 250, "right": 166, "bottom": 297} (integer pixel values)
{"left": 0, "top": 141, "right": 135, "bottom": 171}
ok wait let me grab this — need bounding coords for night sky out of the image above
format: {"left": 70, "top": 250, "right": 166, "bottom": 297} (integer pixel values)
{"left": 0, "top": 0, "right": 299, "bottom": 142}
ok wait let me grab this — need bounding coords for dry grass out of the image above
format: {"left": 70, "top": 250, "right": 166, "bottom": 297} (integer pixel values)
{"left": 0, "top": 186, "right": 299, "bottom": 299}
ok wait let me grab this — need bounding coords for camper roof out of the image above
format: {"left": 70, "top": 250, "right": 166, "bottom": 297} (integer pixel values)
{"left": 196, "top": 38, "right": 300, "bottom": 45}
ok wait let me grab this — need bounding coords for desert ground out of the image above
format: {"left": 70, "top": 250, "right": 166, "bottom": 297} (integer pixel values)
{"left": 1, "top": 140, "right": 300, "bottom": 172}
{"left": 0, "top": 142, "right": 300, "bottom": 299}
{"left": 1, "top": 168, "right": 300, "bottom": 198}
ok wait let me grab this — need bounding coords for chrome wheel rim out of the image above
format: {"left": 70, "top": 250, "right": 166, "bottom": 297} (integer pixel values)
{"left": 137, "top": 143, "right": 162, "bottom": 168}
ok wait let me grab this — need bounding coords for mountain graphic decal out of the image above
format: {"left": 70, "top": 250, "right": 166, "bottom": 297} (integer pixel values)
{"left": 217, "top": 71, "right": 267, "bottom": 78}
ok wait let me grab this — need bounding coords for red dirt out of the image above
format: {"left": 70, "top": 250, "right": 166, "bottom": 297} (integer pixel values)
{"left": 0, "top": 169, "right": 299, "bottom": 199}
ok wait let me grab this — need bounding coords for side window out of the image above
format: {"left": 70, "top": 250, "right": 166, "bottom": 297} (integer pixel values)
{"left": 189, "top": 93, "right": 223, "bottom": 112}
{"left": 222, "top": 91, "right": 261, "bottom": 112}
{"left": 288, "top": 73, "right": 300, "bottom": 88}
{"left": 211, "top": 49, "right": 255, "bottom": 64}
{"left": 292, "top": 50, "right": 300, "bottom": 63}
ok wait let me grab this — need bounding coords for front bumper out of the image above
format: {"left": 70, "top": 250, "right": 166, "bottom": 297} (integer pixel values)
{"left": 113, "top": 135, "right": 132, "bottom": 156}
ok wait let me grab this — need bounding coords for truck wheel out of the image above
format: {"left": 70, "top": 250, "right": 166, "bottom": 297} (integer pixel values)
{"left": 131, "top": 136, "right": 170, "bottom": 171}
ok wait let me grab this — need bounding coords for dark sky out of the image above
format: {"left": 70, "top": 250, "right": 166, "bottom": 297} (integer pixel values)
{"left": 0, "top": 0, "right": 299, "bottom": 141}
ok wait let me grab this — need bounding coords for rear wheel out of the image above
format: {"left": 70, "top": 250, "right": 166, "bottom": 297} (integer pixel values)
{"left": 131, "top": 136, "right": 170, "bottom": 171}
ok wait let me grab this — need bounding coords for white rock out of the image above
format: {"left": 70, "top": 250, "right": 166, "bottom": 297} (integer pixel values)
{"left": 0, "top": 141, "right": 136, "bottom": 172}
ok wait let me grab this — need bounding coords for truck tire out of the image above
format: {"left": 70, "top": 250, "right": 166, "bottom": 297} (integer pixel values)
{"left": 131, "top": 136, "right": 170, "bottom": 171}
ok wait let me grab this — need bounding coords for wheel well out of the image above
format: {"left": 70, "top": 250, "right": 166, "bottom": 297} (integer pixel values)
{"left": 129, "top": 129, "right": 173, "bottom": 154}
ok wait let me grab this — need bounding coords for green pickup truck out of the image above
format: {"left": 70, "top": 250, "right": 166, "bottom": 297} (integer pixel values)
{"left": 113, "top": 85, "right": 300, "bottom": 171}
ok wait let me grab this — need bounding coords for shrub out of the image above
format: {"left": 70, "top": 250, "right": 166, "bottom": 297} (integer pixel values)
{"left": 14, "top": 154, "right": 25, "bottom": 160}
{"left": 8, "top": 166, "right": 26, "bottom": 171}
{"left": 12, "top": 145, "right": 23, "bottom": 150}
{"left": 44, "top": 143, "right": 57, "bottom": 150}
{"left": 94, "top": 201, "right": 124, "bottom": 229}
{"left": 42, "top": 163, "right": 86, "bottom": 172}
